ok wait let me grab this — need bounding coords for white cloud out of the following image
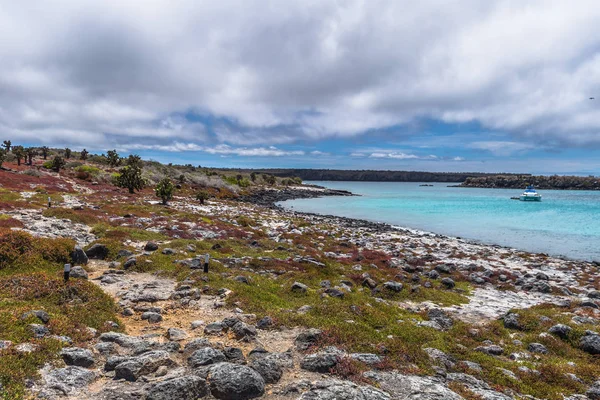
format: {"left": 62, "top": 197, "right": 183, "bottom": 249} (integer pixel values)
{"left": 1, "top": 0, "right": 600, "bottom": 151}
{"left": 468, "top": 141, "right": 536, "bottom": 156}
{"left": 123, "top": 142, "right": 305, "bottom": 157}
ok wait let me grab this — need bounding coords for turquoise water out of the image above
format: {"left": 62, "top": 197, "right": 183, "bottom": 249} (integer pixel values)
{"left": 280, "top": 181, "right": 600, "bottom": 261}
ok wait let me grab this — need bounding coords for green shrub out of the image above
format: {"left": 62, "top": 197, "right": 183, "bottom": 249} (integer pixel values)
{"left": 74, "top": 165, "right": 100, "bottom": 176}
{"left": 155, "top": 177, "right": 175, "bottom": 205}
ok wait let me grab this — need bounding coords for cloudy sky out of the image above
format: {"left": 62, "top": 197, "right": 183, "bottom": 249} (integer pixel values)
{"left": 2, "top": 0, "right": 600, "bottom": 174}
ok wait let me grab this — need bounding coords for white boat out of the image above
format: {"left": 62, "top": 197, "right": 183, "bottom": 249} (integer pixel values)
{"left": 520, "top": 185, "right": 542, "bottom": 201}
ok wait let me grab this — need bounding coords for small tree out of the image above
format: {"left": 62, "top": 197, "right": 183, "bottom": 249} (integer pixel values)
{"left": 25, "top": 148, "right": 36, "bottom": 165}
{"left": 12, "top": 146, "right": 24, "bottom": 166}
{"left": 178, "top": 174, "right": 186, "bottom": 184}
{"left": 80, "top": 149, "right": 89, "bottom": 160}
{"left": 195, "top": 190, "right": 210, "bottom": 205}
{"left": 106, "top": 149, "right": 120, "bottom": 167}
{"left": 265, "top": 174, "right": 276, "bottom": 185}
{"left": 155, "top": 178, "right": 174, "bottom": 205}
{"left": 250, "top": 172, "right": 257, "bottom": 182}
{"left": 236, "top": 174, "right": 243, "bottom": 184}
{"left": 49, "top": 155, "right": 66, "bottom": 172}
{"left": 40, "top": 146, "right": 49, "bottom": 160}
{"left": 2, "top": 140, "right": 11, "bottom": 152}
{"left": 115, "top": 155, "right": 144, "bottom": 194}
{"left": 0, "top": 149, "right": 5, "bottom": 168}
{"left": 64, "top": 148, "right": 72, "bottom": 159}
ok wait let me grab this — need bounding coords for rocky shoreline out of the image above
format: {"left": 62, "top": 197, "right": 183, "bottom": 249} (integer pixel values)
{"left": 236, "top": 186, "right": 355, "bottom": 208}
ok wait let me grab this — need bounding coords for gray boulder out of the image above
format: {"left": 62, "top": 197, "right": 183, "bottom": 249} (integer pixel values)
{"left": 70, "top": 266, "right": 88, "bottom": 279}
{"left": 114, "top": 351, "right": 175, "bottom": 381}
{"left": 208, "top": 362, "right": 265, "bottom": 399}
{"left": 71, "top": 246, "right": 88, "bottom": 265}
{"left": 231, "top": 321, "right": 257, "bottom": 341}
{"left": 292, "top": 282, "right": 308, "bottom": 293}
{"left": 146, "top": 375, "right": 208, "bottom": 400}
{"left": 161, "top": 248, "right": 176, "bottom": 255}
{"left": 61, "top": 347, "right": 95, "bottom": 368}
{"left": 141, "top": 312, "right": 163, "bottom": 323}
{"left": 475, "top": 345, "right": 504, "bottom": 356}
{"left": 503, "top": 313, "right": 522, "bottom": 330}
{"left": 29, "top": 323, "right": 49, "bottom": 338}
{"left": 224, "top": 347, "right": 246, "bottom": 364}
{"left": 300, "top": 350, "right": 341, "bottom": 373}
{"left": 427, "top": 309, "right": 453, "bottom": 331}
{"left": 382, "top": 281, "right": 403, "bottom": 292}
{"left": 250, "top": 356, "right": 283, "bottom": 383}
{"left": 42, "top": 366, "right": 96, "bottom": 394}
{"left": 144, "top": 242, "right": 159, "bottom": 251}
{"left": 527, "top": 343, "right": 549, "bottom": 354}
{"left": 580, "top": 334, "right": 600, "bottom": 355}
{"left": 548, "top": 324, "right": 571, "bottom": 339}
{"left": 85, "top": 244, "right": 109, "bottom": 260}
{"left": 205, "top": 322, "right": 225, "bottom": 335}
{"left": 22, "top": 310, "right": 50, "bottom": 324}
{"left": 166, "top": 328, "right": 188, "bottom": 341}
{"left": 299, "top": 379, "right": 391, "bottom": 400}
{"left": 295, "top": 329, "right": 322, "bottom": 350}
{"left": 365, "top": 371, "right": 462, "bottom": 400}
{"left": 188, "top": 347, "right": 226, "bottom": 367}
{"left": 441, "top": 277, "right": 455, "bottom": 289}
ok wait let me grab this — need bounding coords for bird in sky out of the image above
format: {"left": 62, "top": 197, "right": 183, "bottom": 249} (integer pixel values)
{"left": 590, "top": 97, "right": 595, "bottom": 100}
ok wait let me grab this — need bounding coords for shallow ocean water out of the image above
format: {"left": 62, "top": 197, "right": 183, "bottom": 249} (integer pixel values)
{"left": 279, "top": 181, "right": 600, "bottom": 261}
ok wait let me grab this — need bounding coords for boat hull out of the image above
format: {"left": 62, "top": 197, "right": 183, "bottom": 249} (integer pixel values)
{"left": 520, "top": 195, "right": 542, "bottom": 201}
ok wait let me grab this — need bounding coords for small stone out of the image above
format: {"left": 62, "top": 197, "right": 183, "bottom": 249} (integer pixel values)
{"left": 208, "top": 362, "right": 265, "bottom": 400}
{"left": 295, "top": 329, "right": 322, "bottom": 350}
{"left": 251, "top": 356, "right": 283, "bottom": 383}
{"left": 71, "top": 246, "right": 89, "bottom": 265}
{"left": 475, "top": 345, "right": 504, "bottom": 356}
{"left": 580, "top": 334, "right": 600, "bottom": 355}
{"left": 205, "top": 322, "right": 225, "bottom": 335}
{"left": 29, "top": 323, "right": 49, "bottom": 338}
{"left": 22, "top": 310, "right": 50, "bottom": 324}
{"left": 161, "top": 248, "right": 175, "bottom": 255}
{"left": 191, "top": 320, "right": 204, "bottom": 329}
{"left": 124, "top": 256, "right": 137, "bottom": 269}
{"left": 503, "top": 313, "right": 522, "bottom": 330}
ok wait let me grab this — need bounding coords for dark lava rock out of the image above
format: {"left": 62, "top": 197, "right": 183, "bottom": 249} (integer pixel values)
{"left": 231, "top": 321, "right": 257, "bottom": 341}
{"left": 291, "top": 282, "right": 308, "bottom": 293}
{"left": 117, "top": 249, "right": 134, "bottom": 258}
{"left": 70, "top": 266, "right": 88, "bottom": 279}
{"left": 527, "top": 343, "right": 549, "bottom": 354}
{"left": 205, "top": 322, "right": 225, "bottom": 335}
{"left": 295, "top": 329, "right": 322, "bottom": 351}
{"left": 61, "top": 347, "right": 95, "bottom": 368}
{"left": 161, "top": 248, "right": 176, "bottom": 255}
{"left": 144, "top": 242, "right": 159, "bottom": 251}
{"left": 184, "top": 338, "right": 211, "bottom": 354}
{"left": 123, "top": 256, "right": 137, "bottom": 269}
{"left": 146, "top": 375, "right": 209, "bottom": 400}
{"left": 224, "top": 347, "right": 246, "bottom": 364}
{"left": 22, "top": 310, "right": 50, "bottom": 324}
{"left": 208, "top": 362, "right": 265, "bottom": 400}
{"left": 382, "top": 281, "right": 403, "bottom": 292}
{"left": 503, "top": 313, "right": 522, "bottom": 330}
{"left": 580, "top": 335, "right": 600, "bottom": 355}
{"left": 42, "top": 366, "right": 95, "bottom": 394}
{"left": 141, "top": 312, "right": 163, "bottom": 323}
{"left": 104, "top": 356, "right": 130, "bottom": 371}
{"left": 188, "top": 348, "right": 226, "bottom": 367}
{"left": 428, "top": 308, "right": 453, "bottom": 330}
{"left": 441, "top": 277, "right": 455, "bottom": 289}
{"left": 548, "top": 324, "right": 572, "bottom": 339}
{"left": 211, "top": 243, "right": 222, "bottom": 250}
{"left": 475, "top": 345, "right": 504, "bottom": 356}
{"left": 362, "top": 278, "right": 377, "bottom": 289}
{"left": 71, "top": 246, "right": 89, "bottom": 265}
{"left": 325, "top": 288, "right": 345, "bottom": 298}
{"left": 85, "top": 244, "right": 109, "bottom": 260}
{"left": 256, "top": 316, "right": 273, "bottom": 330}
{"left": 300, "top": 350, "right": 340, "bottom": 373}
{"left": 251, "top": 356, "right": 283, "bottom": 383}
{"left": 29, "top": 323, "right": 49, "bottom": 338}
{"left": 114, "top": 351, "right": 175, "bottom": 382}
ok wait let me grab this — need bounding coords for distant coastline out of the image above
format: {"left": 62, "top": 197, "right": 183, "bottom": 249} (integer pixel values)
{"left": 457, "top": 174, "right": 600, "bottom": 190}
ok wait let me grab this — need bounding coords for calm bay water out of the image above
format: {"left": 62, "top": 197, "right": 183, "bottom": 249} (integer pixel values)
{"left": 279, "top": 181, "right": 600, "bottom": 261}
